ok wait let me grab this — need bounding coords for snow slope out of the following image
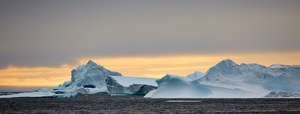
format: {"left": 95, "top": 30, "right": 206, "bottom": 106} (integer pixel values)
{"left": 186, "top": 71, "right": 204, "bottom": 81}
{"left": 145, "top": 74, "right": 212, "bottom": 98}
{"left": 201, "top": 81, "right": 269, "bottom": 98}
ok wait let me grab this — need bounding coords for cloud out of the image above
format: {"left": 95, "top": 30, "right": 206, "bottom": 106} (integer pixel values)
{"left": 0, "top": 0, "right": 300, "bottom": 67}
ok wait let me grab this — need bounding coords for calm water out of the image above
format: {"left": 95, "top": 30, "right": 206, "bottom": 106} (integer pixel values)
{"left": 0, "top": 94, "right": 300, "bottom": 113}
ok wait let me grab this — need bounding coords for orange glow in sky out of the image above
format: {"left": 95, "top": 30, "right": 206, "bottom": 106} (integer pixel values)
{"left": 1, "top": 51, "right": 300, "bottom": 87}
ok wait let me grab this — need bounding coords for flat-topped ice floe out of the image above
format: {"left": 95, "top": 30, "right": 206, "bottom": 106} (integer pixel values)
{"left": 0, "top": 92, "right": 55, "bottom": 98}
{"left": 110, "top": 76, "right": 157, "bottom": 87}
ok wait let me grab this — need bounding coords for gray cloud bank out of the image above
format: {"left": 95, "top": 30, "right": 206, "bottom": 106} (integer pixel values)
{"left": 0, "top": 0, "right": 300, "bottom": 67}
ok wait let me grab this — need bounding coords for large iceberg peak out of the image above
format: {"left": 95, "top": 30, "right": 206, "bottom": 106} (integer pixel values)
{"left": 205, "top": 58, "right": 240, "bottom": 75}
{"left": 74, "top": 60, "right": 122, "bottom": 77}
{"left": 86, "top": 60, "right": 101, "bottom": 67}
{"left": 68, "top": 60, "right": 123, "bottom": 92}
{"left": 146, "top": 74, "right": 212, "bottom": 98}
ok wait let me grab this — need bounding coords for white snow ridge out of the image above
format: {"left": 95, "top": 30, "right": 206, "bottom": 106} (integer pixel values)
{"left": 1, "top": 58, "right": 300, "bottom": 98}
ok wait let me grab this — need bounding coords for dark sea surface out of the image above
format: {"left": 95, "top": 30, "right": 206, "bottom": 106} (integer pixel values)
{"left": 0, "top": 94, "right": 300, "bottom": 114}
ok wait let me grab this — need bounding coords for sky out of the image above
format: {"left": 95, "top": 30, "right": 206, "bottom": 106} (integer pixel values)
{"left": 0, "top": 0, "right": 300, "bottom": 87}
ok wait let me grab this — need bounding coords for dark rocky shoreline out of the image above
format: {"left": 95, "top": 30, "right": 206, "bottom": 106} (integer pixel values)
{"left": 0, "top": 94, "right": 300, "bottom": 114}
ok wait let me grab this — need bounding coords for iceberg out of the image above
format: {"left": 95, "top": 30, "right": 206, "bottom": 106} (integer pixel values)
{"left": 0, "top": 60, "right": 157, "bottom": 98}
{"left": 147, "top": 59, "right": 300, "bottom": 98}
{"left": 52, "top": 60, "right": 123, "bottom": 95}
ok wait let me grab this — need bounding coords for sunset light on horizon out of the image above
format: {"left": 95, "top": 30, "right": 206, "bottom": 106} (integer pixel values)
{"left": 1, "top": 0, "right": 300, "bottom": 87}
{"left": 1, "top": 51, "right": 300, "bottom": 87}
